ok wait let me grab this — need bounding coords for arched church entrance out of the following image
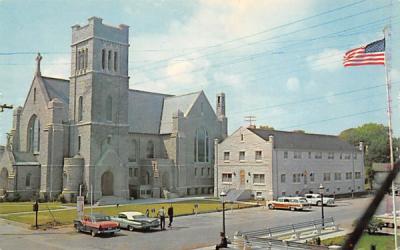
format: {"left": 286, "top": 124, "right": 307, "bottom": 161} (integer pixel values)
{"left": 101, "top": 171, "right": 114, "bottom": 196}
{"left": 0, "top": 168, "right": 9, "bottom": 194}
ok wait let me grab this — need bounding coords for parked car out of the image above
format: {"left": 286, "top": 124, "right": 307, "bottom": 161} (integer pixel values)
{"left": 304, "top": 193, "right": 335, "bottom": 206}
{"left": 267, "top": 197, "right": 311, "bottom": 211}
{"left": 110, "top": 212, "right": 160, "bottom": 231}
{"left": 74, "top": 214, "right": 120, "bottom": 237}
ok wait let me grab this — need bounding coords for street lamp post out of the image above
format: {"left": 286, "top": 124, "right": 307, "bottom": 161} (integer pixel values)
{"left": 319, "top": 184, "right": 325, "bottom": 227}
{"left": 220, "top": 191, "right": 227, "bottom": 237}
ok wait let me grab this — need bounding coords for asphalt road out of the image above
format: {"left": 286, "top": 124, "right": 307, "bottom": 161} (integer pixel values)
{"left": 0, "top": 196, "right": 385, "bottom": 250}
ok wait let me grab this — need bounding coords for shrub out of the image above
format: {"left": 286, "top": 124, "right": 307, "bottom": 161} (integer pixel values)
{"left": 353, "top": 217, "right": 384, "bottom": 234}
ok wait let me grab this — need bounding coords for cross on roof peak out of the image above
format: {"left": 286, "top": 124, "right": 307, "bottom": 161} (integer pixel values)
{"left": 36, "top": 53, "right": 42, "bottom": 76}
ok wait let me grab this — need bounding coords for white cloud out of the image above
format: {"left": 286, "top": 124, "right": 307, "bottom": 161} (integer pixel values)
{"left": 286, "top": 77, "right": 300, "bottom": 92}
{"left": 42, "top": 56, "right": 69, "bottom": 79}
{"left": 307, "top": 48, "right": 343, "bottom": 72}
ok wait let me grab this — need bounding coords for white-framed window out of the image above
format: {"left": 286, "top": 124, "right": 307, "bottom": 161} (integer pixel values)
{"left": 283, "top": 151, "right": 288, "bottom": 159}
{"left": 281, "top": 174, "right": 286, "bottom": 183}
{"left": 334, "top": 172, "right": 342, "bottom": 181}
{"left": 134, "top": 168, "right": 139, "bottom": 177}
{"left": 294, "top": 151, "right": 302, "bottom": 159}
{"left": 223, "top": 151, "right": 230, "bottom": 161}
{"left": 292, "top": 173, "right": 301, "bottom": 183}
{"left": 310, "top": 173, "right": 315, "bottom": 182}
{"left": 323, "top": 173, "right": 331, "bottom": 182}
{"left": 253, "top": 174, "right": 265, "bottom": 184}
{"left": 195, "top": 168, "right": 198, "bottom": 176}
{"left": 315, "top": 152, "right": 322, "bottom": 159}
{"left": 222, "top": 173, "right": 232, "bottom": 183}
{"left": 328, "top": 152, "right": 334, "bottom": 160}
{"left": 355, "top": 172, "right": 361, "bottom": 179}
{"left": 346, "top": 172, "right": 352, "bottom": 180}
{"left": 255, "top": 150, "right": 262, "bottom": 161}
{"left": 239, "top": 151, "right": 245, "bottom": 161}
{"left": 201, "top": 168, "right": 204, "bottom": 176}
{"left": 308, "top": 152, "right": 312, "bottom": 159}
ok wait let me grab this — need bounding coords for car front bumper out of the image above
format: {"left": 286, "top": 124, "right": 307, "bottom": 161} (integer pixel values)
{"left": 98, "top": 228, "right": 120, "bottom": 234}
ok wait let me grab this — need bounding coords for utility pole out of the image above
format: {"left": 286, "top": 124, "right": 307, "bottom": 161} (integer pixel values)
{"left": 0, "top": 104, "right": 13, "bottom": 112}
{"left": 244, "top": 116, "right": 256, "bottom": 127}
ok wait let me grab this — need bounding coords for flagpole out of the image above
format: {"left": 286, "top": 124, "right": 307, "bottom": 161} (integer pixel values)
{"left": 383, "top": 25, "right": 397, "bottom": 249}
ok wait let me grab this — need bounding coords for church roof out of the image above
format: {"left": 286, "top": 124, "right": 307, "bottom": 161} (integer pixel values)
{"left": 127, "top": 89, "right": 202, "bottom": 135}
{"left": 159, "top": 91, "right": 201, "bottom": 134}
{"left": 248, "top": 128, "right": 357, "bottom": 151}
{"left": 41, "top": 76, "right": 69, "bottom": 105}
{"left": 13, "top": 152, "right": 38, "bottom": 163}
{"left": 128, "top": 90, "right": 171, "bottom": 134}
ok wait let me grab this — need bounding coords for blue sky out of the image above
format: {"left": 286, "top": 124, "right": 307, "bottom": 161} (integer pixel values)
{"left": 0, "top": 0, "right": 399, "bottom": 143}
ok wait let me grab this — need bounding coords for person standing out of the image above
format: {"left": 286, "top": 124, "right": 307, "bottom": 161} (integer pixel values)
{"left": 168, "top": 205, "right": 174, "bottom": 227}
{"left": 145, "top": 208, "right": 149, "bottom": 217}
{"left": 158, "top": 206, "right": 166, "bottom": 230}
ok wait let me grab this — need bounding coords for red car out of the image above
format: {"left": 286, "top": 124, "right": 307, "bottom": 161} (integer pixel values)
{"left": 74, "top": 214, "right": 120, "bottom": 237}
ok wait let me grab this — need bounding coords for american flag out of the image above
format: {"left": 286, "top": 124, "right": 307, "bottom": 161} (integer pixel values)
{"left": 343, "top": 39, "right": 385, "bottom": 67}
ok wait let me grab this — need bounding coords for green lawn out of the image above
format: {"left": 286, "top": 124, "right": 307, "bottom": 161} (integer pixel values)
{"left": 0, "top": 202, "right": 67, "bottom": 214}
{"left": 1, "top": 200, "right": 253, "bottom": 227}
{"left": 322, "top": 233, "right": 395, "bottom": 249}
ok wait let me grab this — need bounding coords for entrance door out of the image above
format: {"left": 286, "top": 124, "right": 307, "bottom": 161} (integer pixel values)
{"left": 101, "top": 171, "right": 114, "bottom": 196}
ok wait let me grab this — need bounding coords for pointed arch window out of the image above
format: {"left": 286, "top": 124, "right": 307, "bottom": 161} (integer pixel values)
{"left": 25, "top": 173, "right": 31, "bottom": 187}
{"left": 78, "top": 96, "right": 83, "bottom": 121}
{"left": 102, "top": 49, "right": 106, "bottom": 70}
{"left": 195, "top": 128, "right": 209, "bottom": 162}
{"left": 106, "top": 95, "right": 112, "bottom": 121}
{"left": 146, "top": 140, "right": 154, "bottom": 159}
{"left": 108, "top": 50, "right": 112, "bottom": 71}
{"left": 129, "top": 139, "right": 137, "bottom": 162}
{"left": 27, "top": 115, "right": 40, "bottom": 153}
{"left": 85, "top": 48, "right": 88, "bottom": 70}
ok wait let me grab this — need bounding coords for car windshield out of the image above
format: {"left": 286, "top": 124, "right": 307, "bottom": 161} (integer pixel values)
{"left": 93, "top": 215, "right": 110, "bottom": 222}
{"left": 133, "top": 215, "right": 147, "bottom": 220}
{"left": 299, "top": 198, "right": 308, "bottom": 203}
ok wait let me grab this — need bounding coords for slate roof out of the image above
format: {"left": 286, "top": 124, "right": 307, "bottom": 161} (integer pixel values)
{"left": 41, "top": 76, "right": 69, "bottom": 105}
{"left": 128, "top": 90, "right": 171, "bottom": 134}
{"left": 248, "top": 128, "right": 357, "bottom": 151}
{"left": 13, "top": 152, "right": 38, "bottom": 163}
{"left": 159, "top": 91, "right": 201, "bottom": 134}
{"left": 127, "top": 90, "right": 201, "bottom": 135}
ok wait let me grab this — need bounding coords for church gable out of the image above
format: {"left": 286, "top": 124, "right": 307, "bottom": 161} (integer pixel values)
{"left": 185, "top": 91, "right": 218, "bottom": 121}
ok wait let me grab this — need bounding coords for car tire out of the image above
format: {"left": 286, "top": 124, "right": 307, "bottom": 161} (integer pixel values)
{"left": 75, "top": 225, "right": 80, "bottom": 233}
{"left": 128, "top": 225, "right": 134, "bottom": 232}
{"left": 290, "top": 207, "right": 295, "bottom": 211}
{"left": 91, "top": 230, "right": 96, "bottom": 237}
{"left": 268, "top": 204, "right": 274, "bottom": 210}
{"left": 316, "top": 201, "right": 322, "bottom": 206}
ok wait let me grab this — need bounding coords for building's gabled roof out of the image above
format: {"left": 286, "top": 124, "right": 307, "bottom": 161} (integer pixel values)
{"left": 13, "top": 152, "right": 38, "bottom": 163}
{"left": 128, "top": 89, "right": 171, "bottom": 134}
{"left": 159, "top": 91, "right": 201, "bottom": 134}
{"left": 41, "top": 76, "right": 69, "bottom": 105}
{"left": 248, "top": 128, "right": 357, "bottom": 151}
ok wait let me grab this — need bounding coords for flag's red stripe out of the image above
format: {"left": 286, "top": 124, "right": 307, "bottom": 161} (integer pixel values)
{"left": 345, "top": 48, "right": 365, "bottom": 57}
{"left": 344, "top": 57, "right": 385, "bottom": 63}
{"left": 344, "top": 52, "right": 385, "bottom": 59}
{"left": 344, "top": 62, "right": 385, "bottom": 67}
{"left": 345, "top": 46, "right": 365, "bottom": 56}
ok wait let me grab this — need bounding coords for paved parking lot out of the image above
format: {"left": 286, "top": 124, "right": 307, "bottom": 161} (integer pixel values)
{"left": 0, "top": 196, "right": 388, "bottom": 250}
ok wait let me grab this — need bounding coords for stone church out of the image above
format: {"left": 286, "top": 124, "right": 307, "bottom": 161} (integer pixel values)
{"left": 0, "top": 17, "right": 227, "bottom": 202}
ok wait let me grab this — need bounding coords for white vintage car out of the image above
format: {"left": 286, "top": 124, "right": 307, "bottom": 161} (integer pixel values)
{"left": 304, "top": 194, "right": 335, "bottom": 206}
{"left": 110, "top": 212, "right": 160, "bottom": 231}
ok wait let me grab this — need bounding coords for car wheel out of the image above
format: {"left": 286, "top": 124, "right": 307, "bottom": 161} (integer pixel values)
{"left": 128, "top": 225, "right": 134, "bottom": 232}
{"left": 91, "top": 230, "right": 96, "bottom": 237}
{"left": 75, "top": 225, "right": 80, "bottom": 233}
{"left": 290, "top": 207, "right": 295, "bottom": 211}
{"left": 268, "top": 204, "right": 274, "bottom": 210}
{"left": 316, "top": 201, "right": 322, "bottom": 206}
